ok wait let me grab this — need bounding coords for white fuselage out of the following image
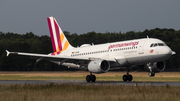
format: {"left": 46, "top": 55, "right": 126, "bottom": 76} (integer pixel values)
{"left": 57, "top": 38, "right": 172, "bottom": 68}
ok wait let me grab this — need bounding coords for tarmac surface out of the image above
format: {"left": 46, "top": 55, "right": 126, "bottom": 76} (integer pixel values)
{"left": 0, "top": 80, "right": 180, "bottom": 86}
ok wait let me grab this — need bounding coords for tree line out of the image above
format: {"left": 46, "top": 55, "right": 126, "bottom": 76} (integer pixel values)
{"left": 0, "top": 28, "right": 179, "bottom": 71}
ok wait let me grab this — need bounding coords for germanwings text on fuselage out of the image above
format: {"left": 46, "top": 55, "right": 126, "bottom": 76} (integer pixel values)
{"left": 108, "top": 41, "right": 139, "bottom": 50}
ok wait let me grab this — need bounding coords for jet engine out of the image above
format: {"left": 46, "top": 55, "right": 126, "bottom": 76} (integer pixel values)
{"left": 88, "top": 60, "right": 110, "bottom": 73}
{"left": 144, "top": 61, "right": 166, "bottom": 73}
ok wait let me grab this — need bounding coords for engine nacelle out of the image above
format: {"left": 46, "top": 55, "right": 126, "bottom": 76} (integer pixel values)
{"left": 88, "top": 60, "right": 110, "bottom": 73}
{"left": 144, "top": 61, "right": 166, "bottom": 73}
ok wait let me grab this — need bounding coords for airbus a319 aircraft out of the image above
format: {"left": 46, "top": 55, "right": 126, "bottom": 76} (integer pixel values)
{"left": 6, "top": 17, "right": 175, "bottom": 82}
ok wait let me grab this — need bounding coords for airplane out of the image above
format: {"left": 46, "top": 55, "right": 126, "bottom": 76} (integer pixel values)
{"left": 6, "top": 17, "right": 176, "bottom": 82}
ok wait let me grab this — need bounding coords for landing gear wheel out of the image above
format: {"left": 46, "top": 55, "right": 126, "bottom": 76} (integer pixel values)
{"left": 123, "top": 75, "right": 133, "bottom": 82}
{"left": 123, "top": 75, "right": 128, "bottom": 82}
{"left": 86, "top": 74, "right": 96, "bottom": 82}
{"left": 123, "top": 67, "right": 133, "bottom": 82}
{"left": 128, "top": 75, "right": 133, "bottom": 82}
{"left": 149, "top": 72, "right": 155, "bottom": 77}
{"left": 91, "top": 75, "right": 96, "bottom": 82}
{"left": 86, "top": 75, "right": 91, "bottom": 82}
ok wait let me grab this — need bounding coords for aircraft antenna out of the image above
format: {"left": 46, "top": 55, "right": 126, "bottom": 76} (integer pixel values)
{"left": 147, "top": 36, "right": 149, "bottom": 39}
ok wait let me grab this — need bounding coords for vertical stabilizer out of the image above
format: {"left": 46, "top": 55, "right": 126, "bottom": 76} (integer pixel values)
{"left": 47, "top": 17, "right": 73, "bottom": 55}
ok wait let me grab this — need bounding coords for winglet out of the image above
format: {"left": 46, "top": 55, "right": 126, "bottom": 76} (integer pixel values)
{"left": 6, "top": 50, "right": 10, "bottom": 56}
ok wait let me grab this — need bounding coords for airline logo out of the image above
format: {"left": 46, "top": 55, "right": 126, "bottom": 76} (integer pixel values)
{"left": 108, "top": 41, "right": 139, "bottom": 50}
{"left": 149, "top": 49, "right": 154, "bottom": 53}
{"left": 47, "top": 17, "right": 70, "bottom": 55}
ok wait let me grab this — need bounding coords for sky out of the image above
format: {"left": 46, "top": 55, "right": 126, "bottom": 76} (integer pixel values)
{"left": 0, "top": 0, "right": 180, "bottom": 36}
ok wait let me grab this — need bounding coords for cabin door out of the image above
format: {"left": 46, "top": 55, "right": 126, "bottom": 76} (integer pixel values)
{"left": 139, "top": 40, "right": 146, "bottom": 54}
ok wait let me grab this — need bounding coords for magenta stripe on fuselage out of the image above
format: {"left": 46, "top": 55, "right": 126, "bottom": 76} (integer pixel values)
{"left": 53, "top": 18, "right": 62, "bottom": 51}
{"left": 47, "top": 18, "right": 56, "bottom": 52}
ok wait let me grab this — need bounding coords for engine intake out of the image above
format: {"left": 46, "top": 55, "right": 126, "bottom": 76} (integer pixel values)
{"left": 88, "top": 60, "right": 110, "bottom": 73}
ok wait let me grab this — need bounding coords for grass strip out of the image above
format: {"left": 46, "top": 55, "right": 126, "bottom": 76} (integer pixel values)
{"left": 0, "top": 83, "right": 179, "bottom": 101}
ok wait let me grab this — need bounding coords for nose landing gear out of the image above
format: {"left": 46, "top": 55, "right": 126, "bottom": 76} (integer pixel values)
{"left": 149, "top": 72, "right": 155, "bottom": 77}
{"left": 148, "top": 63, "right": 155, "bottom": 77}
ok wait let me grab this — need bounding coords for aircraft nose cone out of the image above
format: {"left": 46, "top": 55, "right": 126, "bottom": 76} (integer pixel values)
{"left": 172, "top": 51, "right": 176, "bottom": 55}
{"left": 165, "top": 47, "right": 172, "bottom": 54}
{"left": 162, "top": 47, "right": 173, "bottom": 58}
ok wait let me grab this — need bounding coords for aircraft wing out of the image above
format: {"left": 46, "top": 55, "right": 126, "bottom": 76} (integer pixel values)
{"left": 6, "top": 50, "right": 116, "bottom": 64}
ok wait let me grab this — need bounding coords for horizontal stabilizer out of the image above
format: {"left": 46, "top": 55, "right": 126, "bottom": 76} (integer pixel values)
{"left": 6, "top": 50, "right": 10, "bottom": 56}
{"left": 6, "top": 50, "right": 18, "bottom": 56}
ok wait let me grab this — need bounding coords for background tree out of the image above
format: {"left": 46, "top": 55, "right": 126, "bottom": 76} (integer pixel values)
{"left": 0, "top": 28, "right": 179, "bottom": 71}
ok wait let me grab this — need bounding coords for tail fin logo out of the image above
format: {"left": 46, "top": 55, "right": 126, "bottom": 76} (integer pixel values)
{"left": 47, "top": 17, "right": 73, "bottom": 55}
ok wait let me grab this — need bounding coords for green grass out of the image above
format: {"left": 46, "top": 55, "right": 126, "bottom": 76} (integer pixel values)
{"left": 0, "top": 75, "right": 84, "bottom": 80}
{"left": 0, "top": 72, "right": 180, "bottom": 101}
{"left": 133, "top": 76, "right": 180, "bottom": 82}
{"left": 0, "top": 75, "right": 180, "bottom": 82}
{"left": 0, "top": 83, "right": 179, "bottom": 101}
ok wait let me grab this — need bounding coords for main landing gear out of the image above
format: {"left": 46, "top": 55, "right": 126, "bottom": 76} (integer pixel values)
{"left": 86, "top": 73, "right": 96, "bottom": 82}
{"left": 123, "top": 68, "right": 133, "bottom": 82}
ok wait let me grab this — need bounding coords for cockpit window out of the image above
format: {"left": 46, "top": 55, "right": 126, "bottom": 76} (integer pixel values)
{"left": 154, "top": 43, "right": 158, "bottom": 47}
{"left": 158, "top": 43, "right": 164, "bottom": 46}
{"left": 150, "top": 43, "right": 166, "bottom": 47}
{"left": 150, "top": 44, "right": 154, "bottom": 47}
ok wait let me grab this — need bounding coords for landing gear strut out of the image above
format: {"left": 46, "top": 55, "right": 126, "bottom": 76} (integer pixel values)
{"left": 86, "top": 73, "right": 96, "bottom": 82}
{"left": 123, "top": 67, "right": 133, "bottom": 82}
{"left": 148, "top": 63, "right": 155, "bottom": 77}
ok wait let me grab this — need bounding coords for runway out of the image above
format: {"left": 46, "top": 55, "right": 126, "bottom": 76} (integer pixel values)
{"left": 0, "top": 80, "right": 180, "bottom": 86}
